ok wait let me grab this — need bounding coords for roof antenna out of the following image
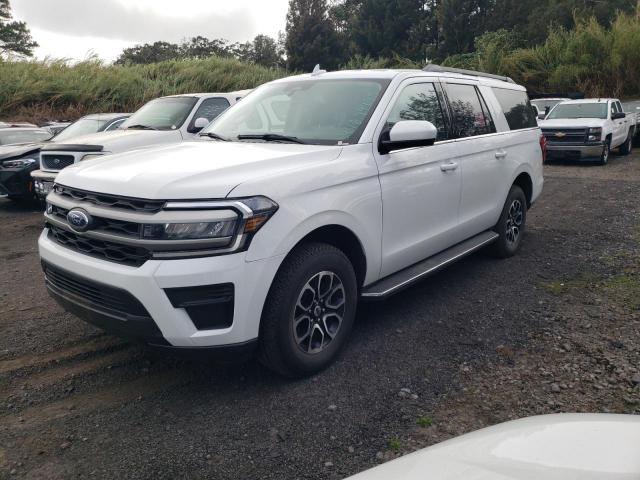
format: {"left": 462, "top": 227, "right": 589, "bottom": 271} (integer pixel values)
{"left": 311, "top": 64, "right": 326, "bottom": 76}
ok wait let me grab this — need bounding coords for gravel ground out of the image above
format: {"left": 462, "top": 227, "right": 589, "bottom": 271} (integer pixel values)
{"left": 1, "top": 152, "right": 639, "bottom": 479}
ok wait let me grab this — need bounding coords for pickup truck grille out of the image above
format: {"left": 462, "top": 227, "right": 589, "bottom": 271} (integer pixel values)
{"left": 49, "top": 204, "right": 141, "bottom": 237}
{"left": 54, "top": 185, "right": 166, "bottom": 213}
{"left": 48, "top": 224, "right": 151, "bottom": 267}
{"left": 542, "top": 128, "right": 587, "bottom": 143}
{"left": 41, "top": 154, "right": 75, "bottom": 170}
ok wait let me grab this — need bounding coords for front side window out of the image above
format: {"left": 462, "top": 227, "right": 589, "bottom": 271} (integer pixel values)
{"left": 187, "top": 98, "right": 231, "bottom": 133}
{"left": 445, "top": 83, "right": 495, "bottom": 138}
{"left": 121, "top": 97, "right": 198, "bottom": 131}
{"left": 492, "top": 88, "right": 537, "bottom": 130}
{"left": 203, "top": 79, "right": 389, "bottom": 145}
{"left": 546, "top": 103, "right": 607, "bottom": 120}
{"left": 386, "top": 83, "right": 447, "bottom": 141}
{"left": 104, "top": 118, "right": 126, "bottom": 131}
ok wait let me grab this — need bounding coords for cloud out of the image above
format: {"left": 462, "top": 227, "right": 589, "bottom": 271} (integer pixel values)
{"left": 12, "top": 0, "right": 260, "bottom": 44}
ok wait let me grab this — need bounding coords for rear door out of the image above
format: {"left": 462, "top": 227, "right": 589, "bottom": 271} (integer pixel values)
{"left": 614, "top": 101, "right": 628, "bottom": 146}
{"left": 443, "top": 82, "right": 510, "bottom": 239}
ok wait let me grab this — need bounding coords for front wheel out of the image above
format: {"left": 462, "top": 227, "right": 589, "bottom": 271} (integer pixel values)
{"left": 258, "top": 242, "right": 358, "bottom": 377}
{"left": 489, "top": 185, "right": 527, "bottom": 258}
{"left": 620, "top": 131, "right": 633, "bottom": 156}
{"left": 599, "top": 138, "right": 611, "bottom": 165}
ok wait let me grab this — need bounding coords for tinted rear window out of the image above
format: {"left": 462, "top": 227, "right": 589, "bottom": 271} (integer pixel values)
{"left": 492, "top": 88, "right": 537, "bottom": 130}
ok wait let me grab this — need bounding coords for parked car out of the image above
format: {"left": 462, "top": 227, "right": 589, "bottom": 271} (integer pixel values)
{"left": 539, "top": 98, "right": 638, "bottom": 164}
{"left": 531, "top": 97, "right": 570, "bottom": 119}
{"left": 38, "top": 67, "right": 544, "bottom": 376}
{"left": 0, "top": 113, "right": 130, "bottom": 203}
{"left": 622, "top": 99, "right": 640, "bottom": 145}
{"left": 0, "top": 127, "right": 52, "bottom": 146}
{"left": 31, "top": 92, "right": 248, "bottom": 198}
{"left": 41, "top": 121, "right": 72, "bottom": 136}
{"left": 345, "top": 414, "right": 640, "bottom": 479}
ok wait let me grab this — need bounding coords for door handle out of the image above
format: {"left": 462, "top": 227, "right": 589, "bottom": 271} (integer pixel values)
{"left": 495, "top": 150, "right": 507, "bottom": 159}
{"left": 440, "top": 162, "right": 458, "bottom": 172}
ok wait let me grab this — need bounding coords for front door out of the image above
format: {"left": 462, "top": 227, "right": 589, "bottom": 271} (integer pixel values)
{"left": 373, "top": 80, "right": 462, "bottom": 278}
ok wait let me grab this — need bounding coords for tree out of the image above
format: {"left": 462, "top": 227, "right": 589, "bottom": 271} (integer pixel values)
{"left": 0, "top": 0, "right": 38, "bottom": 57}
{"left": 115, "top": 41, "right": 182, "bottom": 65}
{"left": 285, "top": 0, "right": 342, "bottom": 71}
{"left": 251, "top": 34, "right": 282, "bottom": 67}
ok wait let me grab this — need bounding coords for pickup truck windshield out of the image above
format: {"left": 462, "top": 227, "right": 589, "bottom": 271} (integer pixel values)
{"left": 120, "top": 97, "right": 198, "bottom": 131}
{"left": 547, "top": 103, "right": 607, "bottom": 120}
{"left": 203, "top": 79, "right": 390, "bottom": 145}
{"left": 54, "top": 119, "right": 110, "bottom": 142}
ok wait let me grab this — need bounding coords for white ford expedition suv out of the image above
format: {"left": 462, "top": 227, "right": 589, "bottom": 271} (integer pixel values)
{"left": 31, "top": 91, "right": 249, "bottom": 199}
{"left": 38, "top": 66, "right": 544, "bottom": 377}
{"left": 539, "top": 98, "right": 637, "bottom": 164}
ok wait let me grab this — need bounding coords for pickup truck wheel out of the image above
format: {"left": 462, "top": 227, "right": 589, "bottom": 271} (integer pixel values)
{"left": 620, "top": 131, "right": 633, "bottom": 156}
{"left": 599, "top": 139, "right": 611, "bottom": 165}
{"left": 258, "top": 242, "right": 357, "bottom": 377}
{"left": 489, "top": 185, "right": 527, "bottom": 258}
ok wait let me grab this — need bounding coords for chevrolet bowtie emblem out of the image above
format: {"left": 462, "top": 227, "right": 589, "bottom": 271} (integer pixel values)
{"left": 554, "top": 132, "right": 566, "bottom": 138}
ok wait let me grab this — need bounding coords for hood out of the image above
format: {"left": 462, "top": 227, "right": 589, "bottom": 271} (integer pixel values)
{"left": 346, "top": 414, "right": 640, "bottom": 480}
{"left": 45, "top": 129, "right": 182, "bottom": 153}
{"left": 539, "top": 118, "right": 605, "bottom": 129}
{"left": 0, "top": 143, "right": 45, "bottom": 161}
{"left": 56, "top": 140, "right": 343, "bottom": 199}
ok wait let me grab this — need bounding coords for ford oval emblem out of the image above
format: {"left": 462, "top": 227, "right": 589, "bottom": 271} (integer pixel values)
{"left": 66, "top": 208, "right": 92, "bottom": 232}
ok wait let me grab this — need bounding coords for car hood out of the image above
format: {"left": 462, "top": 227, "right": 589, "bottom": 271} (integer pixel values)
{"left": 539, "top": 118, "right": 605, "bottom": 129}
{"left": 55, "top": 140, "right": 343, "bottom": 199}
{"left": 346, "top": 414, "right": 640, "bottom": 480}
{"left": 45, "top": 129, "right": 182, "bottom": 153}
{"left": 0, "top": 143, "right": 46, "bottom": 161}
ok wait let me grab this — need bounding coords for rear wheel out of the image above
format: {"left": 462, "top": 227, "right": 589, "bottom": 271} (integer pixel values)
{"left": 258, "top": 242, "right": 358, "bottom": 377}
{"left": 489, "top": 185, "right": 527, "bottom": 258}
{"left": 599, "top": 138, "right": 611, "bottom": 165}
{"left": 620, "top": 130, "right": 633, "bottom": 156}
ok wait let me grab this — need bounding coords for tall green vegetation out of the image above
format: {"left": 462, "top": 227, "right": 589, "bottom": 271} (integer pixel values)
{"left": 0, "top": 57, "right": 288, "bottom": 122}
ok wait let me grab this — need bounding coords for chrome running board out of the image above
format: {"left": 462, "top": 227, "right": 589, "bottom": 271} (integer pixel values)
{"left": 361, "top": 231, "right": 499, "bottom": 299}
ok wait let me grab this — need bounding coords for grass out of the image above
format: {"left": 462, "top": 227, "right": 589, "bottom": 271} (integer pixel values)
{"left": 602, "top": 273, "right": 640, "bottom": 310}
{"left": 416, "top": 416, "right": 433, "bottom": 428}
{"left": 388, "top": 438, "right": 402, "bottom": 452}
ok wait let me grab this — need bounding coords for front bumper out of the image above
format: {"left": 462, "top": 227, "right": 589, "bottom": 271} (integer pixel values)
{"left": 0, "top": 165, "right": 37, "bottom": 198}
{"left": 39, "top": 228, "right": 284, "bottom": 349}
{"left": 31, "top": 170, "right": 58, "bottom": 199}
{"left": 546, "top": 142, "right": 604, "bottom": 159}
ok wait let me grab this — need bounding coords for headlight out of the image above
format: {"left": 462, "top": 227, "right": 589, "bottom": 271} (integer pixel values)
{"left": 587, "top": 127, "right": 602, "bottom": 141}
{"left": 142, "top": 219, "right": 237, "bottom": 240}
{"left": 2, "top": 157, "right": 37, "bottom": 168}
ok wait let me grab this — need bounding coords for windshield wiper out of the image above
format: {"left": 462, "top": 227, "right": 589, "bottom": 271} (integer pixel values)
{"left": 125, "top": 124, "right": 158, "bottom": 130}
{"left": 199, "top": 132, "right": 229, "bottom": 141}
{"left": 237, "top": 133, "right": 306, "bottom": 144}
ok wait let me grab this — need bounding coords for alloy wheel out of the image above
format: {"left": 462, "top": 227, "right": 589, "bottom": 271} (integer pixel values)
{"left": 505, "top": 199, "right": 523, "bottom": 244}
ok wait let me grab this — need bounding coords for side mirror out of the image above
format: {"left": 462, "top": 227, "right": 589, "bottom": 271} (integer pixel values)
{"left": 379, "top": 120, "right": 438, "bottom": 154}
{"left": 193, "top": 117, "right": 210, "bottom": 132}
{"left": 612, "top": 112, "right": 626, "bottom": 120}
{"left": 537, "top": 113, "right": 546, "bottom": 120}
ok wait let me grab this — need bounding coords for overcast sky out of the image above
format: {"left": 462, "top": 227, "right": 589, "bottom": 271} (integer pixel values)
{"left": 11, "top": 0, "right": 289, "bottom": 62}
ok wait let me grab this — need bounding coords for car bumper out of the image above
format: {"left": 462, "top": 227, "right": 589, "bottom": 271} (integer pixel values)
{"left": 0, "top": 165, "right": 37, "bottom": 198}
{"left": 546, "top": 142, "right": 604, "bottom": 159}
{"left": 31, "top": 170, "right": 58, "bottom": 199}
{"left": 38, "top": 228, "right": 284, "bottom": 350}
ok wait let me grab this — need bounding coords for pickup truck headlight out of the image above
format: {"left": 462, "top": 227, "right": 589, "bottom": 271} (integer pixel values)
{"left": 587, "top": 127, "right": 602, "bottom": 142}
{"left": 2, "top": 157, "right": 37, "bottom": 168}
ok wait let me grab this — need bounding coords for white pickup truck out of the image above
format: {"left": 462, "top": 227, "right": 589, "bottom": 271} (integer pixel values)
{"left": 539, "top": 98, "right": 638, "bottom": 164}
{"left": 38, "top": 66, "right": 544, "bottom": 377}
{"left": 31, "top": 91, "right": 250, "bottom": 198}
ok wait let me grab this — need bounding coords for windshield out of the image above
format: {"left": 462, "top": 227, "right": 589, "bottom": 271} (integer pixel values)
{"left": 121, "top": 97, "right": 198, "bottom": 131}
{"left": 54, "top": 118, "right": 111, "bottom": 142}
{"left": 547, "top": 103, "right": 608, "bottom": 120}
{"left": 531, "top": 99, "right": 566, "bottom": 111}
{"left": 203, "top": 79, "right": 390, "bottom": 145}
{"left": 0, "top": 129, "right": 52, "bottom": 145}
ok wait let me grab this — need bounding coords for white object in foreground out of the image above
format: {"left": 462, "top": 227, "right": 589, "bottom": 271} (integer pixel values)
{"left": 345, "top": 414, "right": 640, "bottom": 480}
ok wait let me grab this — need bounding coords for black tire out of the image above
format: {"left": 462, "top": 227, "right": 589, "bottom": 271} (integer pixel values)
{"left": 620, "top": 130, "right": 633, "bottom": 156}
{"left": 599, "top": 138, "right": 611, "bottom": 165}
{"left": 489, "top": 185, "right": 527, "bottom": 258}
{"left": 258, "top": 242, "right": 358, "bottom": 377}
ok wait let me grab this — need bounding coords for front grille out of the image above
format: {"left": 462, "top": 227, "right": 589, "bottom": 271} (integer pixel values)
{"left": 542, "top": 128, "right": 587, "bottom": 143}
{"left": 54, "top": 185, "right": 166, "bottom": 213}
{"left": 43, "top": 262, "right": 151, "bottom": 319}
{"left": 48, "top": 224, "right": 151, "bottom": 267}
{"left": 50, "top": 205, "right": 141, "bottom": 237}
{"left": 42, "top": 154, "right": 75, "bottom": 170}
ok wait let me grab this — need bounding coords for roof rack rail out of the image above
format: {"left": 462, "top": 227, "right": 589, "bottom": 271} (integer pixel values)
{"left": 422, "top": 64, "right": 515, "bottom": 84}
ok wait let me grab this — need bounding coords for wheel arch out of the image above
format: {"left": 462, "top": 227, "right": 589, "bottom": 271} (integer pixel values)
{"left": 512, "top": 171, "right": 533, "bottom": 207}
